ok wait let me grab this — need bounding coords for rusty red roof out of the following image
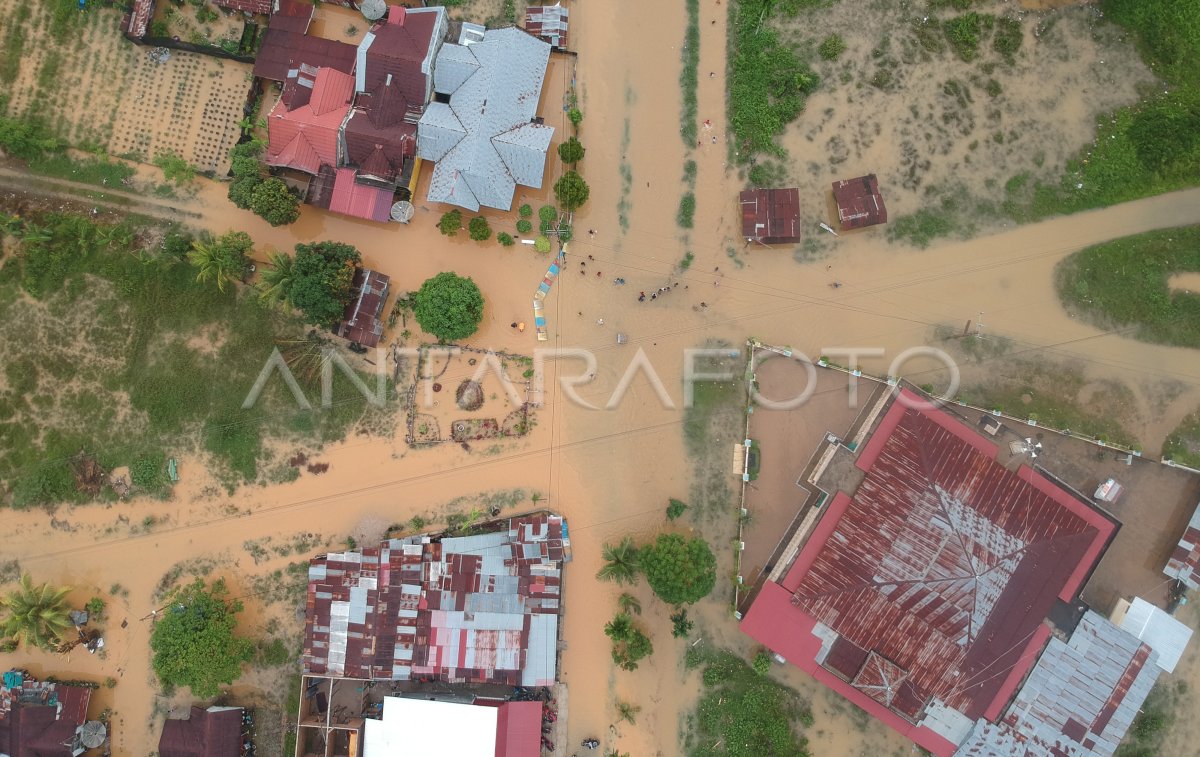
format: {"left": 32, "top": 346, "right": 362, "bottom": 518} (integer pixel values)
{"left": 253, "top": 29, "right": 357, "bottom": 83}
{"left": 335, "top": 267, "right": 390, "bottom": 345}
{"left": 124, "top": 0, "right": 154, "bottom": 37}
{"left": 213, "top": 0, "right": 271, "bottom": 15}
{"left": 359, "top": 8, "right": 440, "bottom": 105}
{"left": 1164, "top": 501, "right": 1200, "bottom": 590}
{"left": 158, "top": 706, "right": 242, "bottom": 757}
{"left": 524, "top": 5, "right": 569, "bottom": 48}
{"left": 832, "top": 173, "right": 887, "bottom": 229}
{"left": 740, "top": 188, "right": 801, "bottom": 244}
{"left": 742, "top": 390, "right": 1117, "bottom": 755}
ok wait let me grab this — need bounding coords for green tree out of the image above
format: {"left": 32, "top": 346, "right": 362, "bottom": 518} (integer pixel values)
{"left": 617, "top": 592, "right": 642, "bottom": 616}
{"left": 604, "top": 612, "right": 653, "bottom": 671}
{"left": 616, "top": 700, "right": 641, "bottom": 725}
{"left": 249, "top": 177, "right": 301, "bottom": 226}
{"left": 153, "top": 151, "right": 196, "bottom": 186}
{"left": 568, "top": 107, "right": 583, "bottom": 126}
{"left": 289, "top": 241, "right": 362, "bottom": 325}
{"left": 516, "top": 219, "right": 532, "bottom": 234}
{"left": 438, "top": 209, "right": 463, "bottom": 236}
{"left": 496, "top": 232, "right": 515, "bottom": 247}
{"left": 670, "top": 608, "right": 694, "bottom": 638}
{"left": 256, "top": 250, "right": 296, "bottom": 306}
{"left": 640, "top": 533, "right": 716, "bottom": 605}
{"left": 753, "top": 650, "right": 772, "bottom": 676}
{"left": 557, "top": 136, "right": 585, "bottom": 164}
{"left": 150, "top": 578, "right": 254, "bottom": 698}
{"left": 666, "top": 498, "right": 688, "bottom": 520}
{"left": 187, "top": 231, "right": 253, "bottom": 292}
{"left": 0, "top": 574, "right": 73, "bottom": 649}
{"left": 534, "top": 235, "right": 552, "bottom": 253}
{"left": 468, "top": 216, "right": 492, "bottom": 241}
{"left": 554, "top": 170, "right": 590, "bottom": 211}
{"left": 227, "top": 175, "right": 260, "bottom": 210}
{"left": 412, "top": 271, "right": 485, "bottom": 342}
{"left": 518, "top": 203, "right": 533, "bottom": 218}
{"left": 596, "top": 536, "right": 640, "bottom": 585}
{"left": 0, "top": 114, "right": 62, "bottom": 160}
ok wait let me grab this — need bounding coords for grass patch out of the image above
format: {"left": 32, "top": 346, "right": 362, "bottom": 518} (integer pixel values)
{"left": 681, "top": 0, "right": 700, "bottom": 146}
{"left": 943, "top": 12, "right": 994, "bottom": 62}
{"left": 677, "top": 193, "right": 696, "bottom": 229}
{"left": 1004, "top": 0, "right": 1200, "bottom": 221}
{"left": 683, "top": 354, "right": 745, "bottom": 520}
{"left": 0, "top": 210, "right": 394, "bottom": 508}
{"left": 1055, "top": 225, "right": 1200, "bottom": 348}
{"left": 27, "top": 154, "right": 135, "bottom": 188}
{"left": 887, "top": 209, "right": 955, "bottom": 248}
{"left": 1115, "top": 681, "right": 1186, "bottom": 757}
{"left": 728, "top": 0, "right": 820, "bottom": 162}
{"left": 685, "top": 648, "right": 813, "bottom": 757}
{"left": 1163, "top": 410, "right": 1200, "bottom": 468}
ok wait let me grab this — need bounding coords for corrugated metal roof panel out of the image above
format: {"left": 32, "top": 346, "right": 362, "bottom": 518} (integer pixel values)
{"left": 1118, "top": 597, "right": 1192, "bottom": 673}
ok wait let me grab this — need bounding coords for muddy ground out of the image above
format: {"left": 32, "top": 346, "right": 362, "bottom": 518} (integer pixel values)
{"left": 2, "top": 0, "right": 1200, "bottom": 755}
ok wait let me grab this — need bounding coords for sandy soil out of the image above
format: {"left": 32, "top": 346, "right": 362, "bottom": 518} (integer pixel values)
{"left": 767, "top": 0, "right": 1154, "bottom": 237}
{"left": 3, "top": 0, "right": 1200, "bottom": 755}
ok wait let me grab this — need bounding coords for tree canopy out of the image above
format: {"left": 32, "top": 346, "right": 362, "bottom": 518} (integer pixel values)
{"left": 412, "top": 272, "right": 484, "bottom": 342}
{"left": 557, "top": 137, "right": 585, "bottom": 164}
{"left": 553, "top": 170, "right": 590, "bottom": 211}
{"left": 468, "top": 216, "right": 492, "bottom": 242}
{"left": 150, "top": 578, "right": 254, "bottom": 698}
{"left": 0, "top": 574, "right": 72, "bottom": 649}
{"left": 640, "top": 533, "right": 716, "bottom": 605}
{"left": 249, "top": 178, "right": 301, "bottom": 227}
{"left": 604, "top": 611, "right": 653, "bottom": 671}
{"left": 438, "top": 209, "right": 463, "bottom": 236}
{"left": 187, "top": 231, "right": 253, "bottom": 292}
{"left": 288, "top": 241, "right": 362, "bottom": 325}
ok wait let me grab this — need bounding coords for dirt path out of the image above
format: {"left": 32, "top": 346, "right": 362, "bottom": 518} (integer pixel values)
{"left": 0, "top": 166, "right": 204, "bottom": 222}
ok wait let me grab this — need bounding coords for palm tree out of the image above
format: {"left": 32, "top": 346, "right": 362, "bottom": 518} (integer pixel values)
{"left": 256, "top": 251, "right": 296, "bottom": 306}
{"left": 603, "top": 612, "right": 633, "bottom": 642}
{"left": 596, "top": 537, "right": 640, "bottom": 585}
{"left": 615, "top": 700, "right": 641, "bottom": 725}
{"left": 187, "top": 233, "right": 250, "bottom": 292}
{"left": 0, "top": 574, "right": 73, "bottom": 650}
{"left": 617, "top": 592, "right": 641, "bottom": 616}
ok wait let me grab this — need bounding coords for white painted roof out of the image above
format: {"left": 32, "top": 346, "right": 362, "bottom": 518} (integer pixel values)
{"left": 1119, "top": 597, "right": 1193, "bottom": 673}
{"left": 364, "top": 697, "right": 497, "bottom": 756}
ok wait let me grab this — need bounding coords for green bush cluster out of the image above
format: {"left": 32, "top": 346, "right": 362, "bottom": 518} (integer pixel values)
{"left": 818, "top": 34, "right": 846, "bottom": 60}
{"left": 676, "top": 193, "right": 696, "bottom": 229}
{"left": 680, "top": 0, "right": 700, "bottom": 145}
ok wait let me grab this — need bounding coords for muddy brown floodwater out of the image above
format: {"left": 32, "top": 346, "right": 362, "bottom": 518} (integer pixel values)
{"left": 4, "top": 0, "right": 1200, "bottom": 754}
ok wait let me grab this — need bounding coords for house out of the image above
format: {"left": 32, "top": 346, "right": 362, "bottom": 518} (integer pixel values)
{"left": 303, "top": 513, "right": 568, "bottom": 683}
{"left": 158, "top": 706, "right": 243, "bottom": 757}
{"left": 335, "top": 268, "right": 390, "bottom": 346}
{"left": 253, "top": 0, "right": 358, "bottom": 83}
{"left": 363, "top": 698, "right": 541, "bottom": 757}
{"left": 416, "top": 26, "right": 555, "bottom": 212}
{"left": 0, "top": 671, "right": 93, "bottom": 757}
{"left": 212, "top": 0, "right": 272, "bottom": 16}
{"left": 739, "top": 188, "right": 801, "bottom": 244}
{"left": 266, "top": 67, "right": 355, "bottom": 175}
{"left": 740, "top": 389, "right": 1119, "bottom": 755}
{"left": 524, "top": 5, "right": 569, "bottom": 49}
{"left": 832, "top": 173, "right": 887, "bottom": 230}
{"left": 1163, "top": 497, "right": 1200, "bottom": 589}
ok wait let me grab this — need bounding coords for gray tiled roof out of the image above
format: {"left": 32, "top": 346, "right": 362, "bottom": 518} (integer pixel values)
{"left": 417, "top": 27, "right": 553, "bottom": 211}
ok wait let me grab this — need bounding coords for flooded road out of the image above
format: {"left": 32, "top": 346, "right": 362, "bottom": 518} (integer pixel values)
{"left": 5, "top": 0, "right": 1200, "bottom": 754}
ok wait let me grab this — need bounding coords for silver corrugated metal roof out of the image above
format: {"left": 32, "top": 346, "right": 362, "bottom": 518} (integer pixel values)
{"left": 1119, "top": 597, "right": 1193, "bottom": 673}
{"left": 523, "top": 613, "right": 558, "bottom": 686}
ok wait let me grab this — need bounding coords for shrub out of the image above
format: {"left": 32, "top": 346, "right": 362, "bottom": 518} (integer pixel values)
{"left": 85, "top": 597, "right": 106, "bottom": 617}
{"left": 516, "top": 219, "right": 532, "bottom": 234}
{"left": 677, "top": 193, "right": 696, "bottom": 228}
{"left": 534, "top": 235, "right": 552, "bottom": 254}
{"left": 666, "top": 498, "right": 688, "bottom": 520}
{"left": 568, "top": 107, "right": 583, "bottom": 126}
{"left": 992, "top": 17, "right": 1023, "bottom": 59}
{"left": 753, "top": 651, "right": 772, "bottom": 675}
{"left": 131, "top": 452, "right": 167, "bottom": 490}
{"left": 943, "top": 12, "right": 991, "bottom": 62}
{"left": 818, "top": 34, "right": 846, "bottom": 60}
{"left": 518, "top": 203, "right": 533, "bottom": 218}
{"left": 468, "top": 216, "right": 492, "bottom": 242}
{"left": 497, "top": 232, "right": 515, "bottom": 246}
{"left": 438, "top": 209, "right": 463, "bottom": 236}
{"left": 538, "top": 205, "right": 558, "bottom": 224}
{"left": 670, "top": 608, "right": 694, "bottom": 638}
{"left": 153, "top": 151, "right": 195, "bottom": 186}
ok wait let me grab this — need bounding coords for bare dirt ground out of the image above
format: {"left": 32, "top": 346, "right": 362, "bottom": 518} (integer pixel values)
{"left": 2, "top": 0, "right": 1200, "bottom": 755}
{"left": 766, "top": 0, "right": 1154, "bottom": 242}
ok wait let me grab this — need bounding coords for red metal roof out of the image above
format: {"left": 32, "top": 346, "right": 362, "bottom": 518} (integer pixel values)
{"left": 832, "top": 174, "right": 887, "bottom": 229}
{"left": 742, "top": 390, "right": 1117, "bottom": 754}
{"left": 253, "top": 29, "right": 357, "bottom": 83}
{"left": 524, "top": 5, "right": 569, "bottom": 48}
{"left": 124, "top": 0, "right": 153, "bottom": 36}
{"left": 159, "top": 707, "right": 243, "bottom": 757}
{"left": 495, "top": 701, "right": 541, "bottom": 757}
{"left": 328, "top": 169, "right": 394, "bottom": 223}
{"left": 269, "top": 0, "right": 313, "bottom": 34}
{"left": 336, "top": 267, "right": 390, "bottom": 345}
{"left": 266, "top": 68, "right": 354, "bottom": 175}
{"left": 740, "top": 188, "right": 801, "bottom": 244}
{"left": 342, "top": 82, "right": 418, "bottom": 185}
{"left": 213, "top": 0, "right": 271, "bottom": 15}
{"left": 360, "top": 9, "right": 439, "bottom": 104}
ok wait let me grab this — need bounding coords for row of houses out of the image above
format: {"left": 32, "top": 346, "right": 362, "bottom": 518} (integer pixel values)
{"left": 253, "top": 2, "right": 560, "bottom": 222}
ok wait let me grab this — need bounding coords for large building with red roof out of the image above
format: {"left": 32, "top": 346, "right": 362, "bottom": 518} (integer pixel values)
{"left": 266, "top": 67, "right": 355, "bottom": 175}
{"left": 741, "top": 389, "right": 1124, "bottom": 755}
{"left": 0, "top": 671, "right": 93, "bottom": 757}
